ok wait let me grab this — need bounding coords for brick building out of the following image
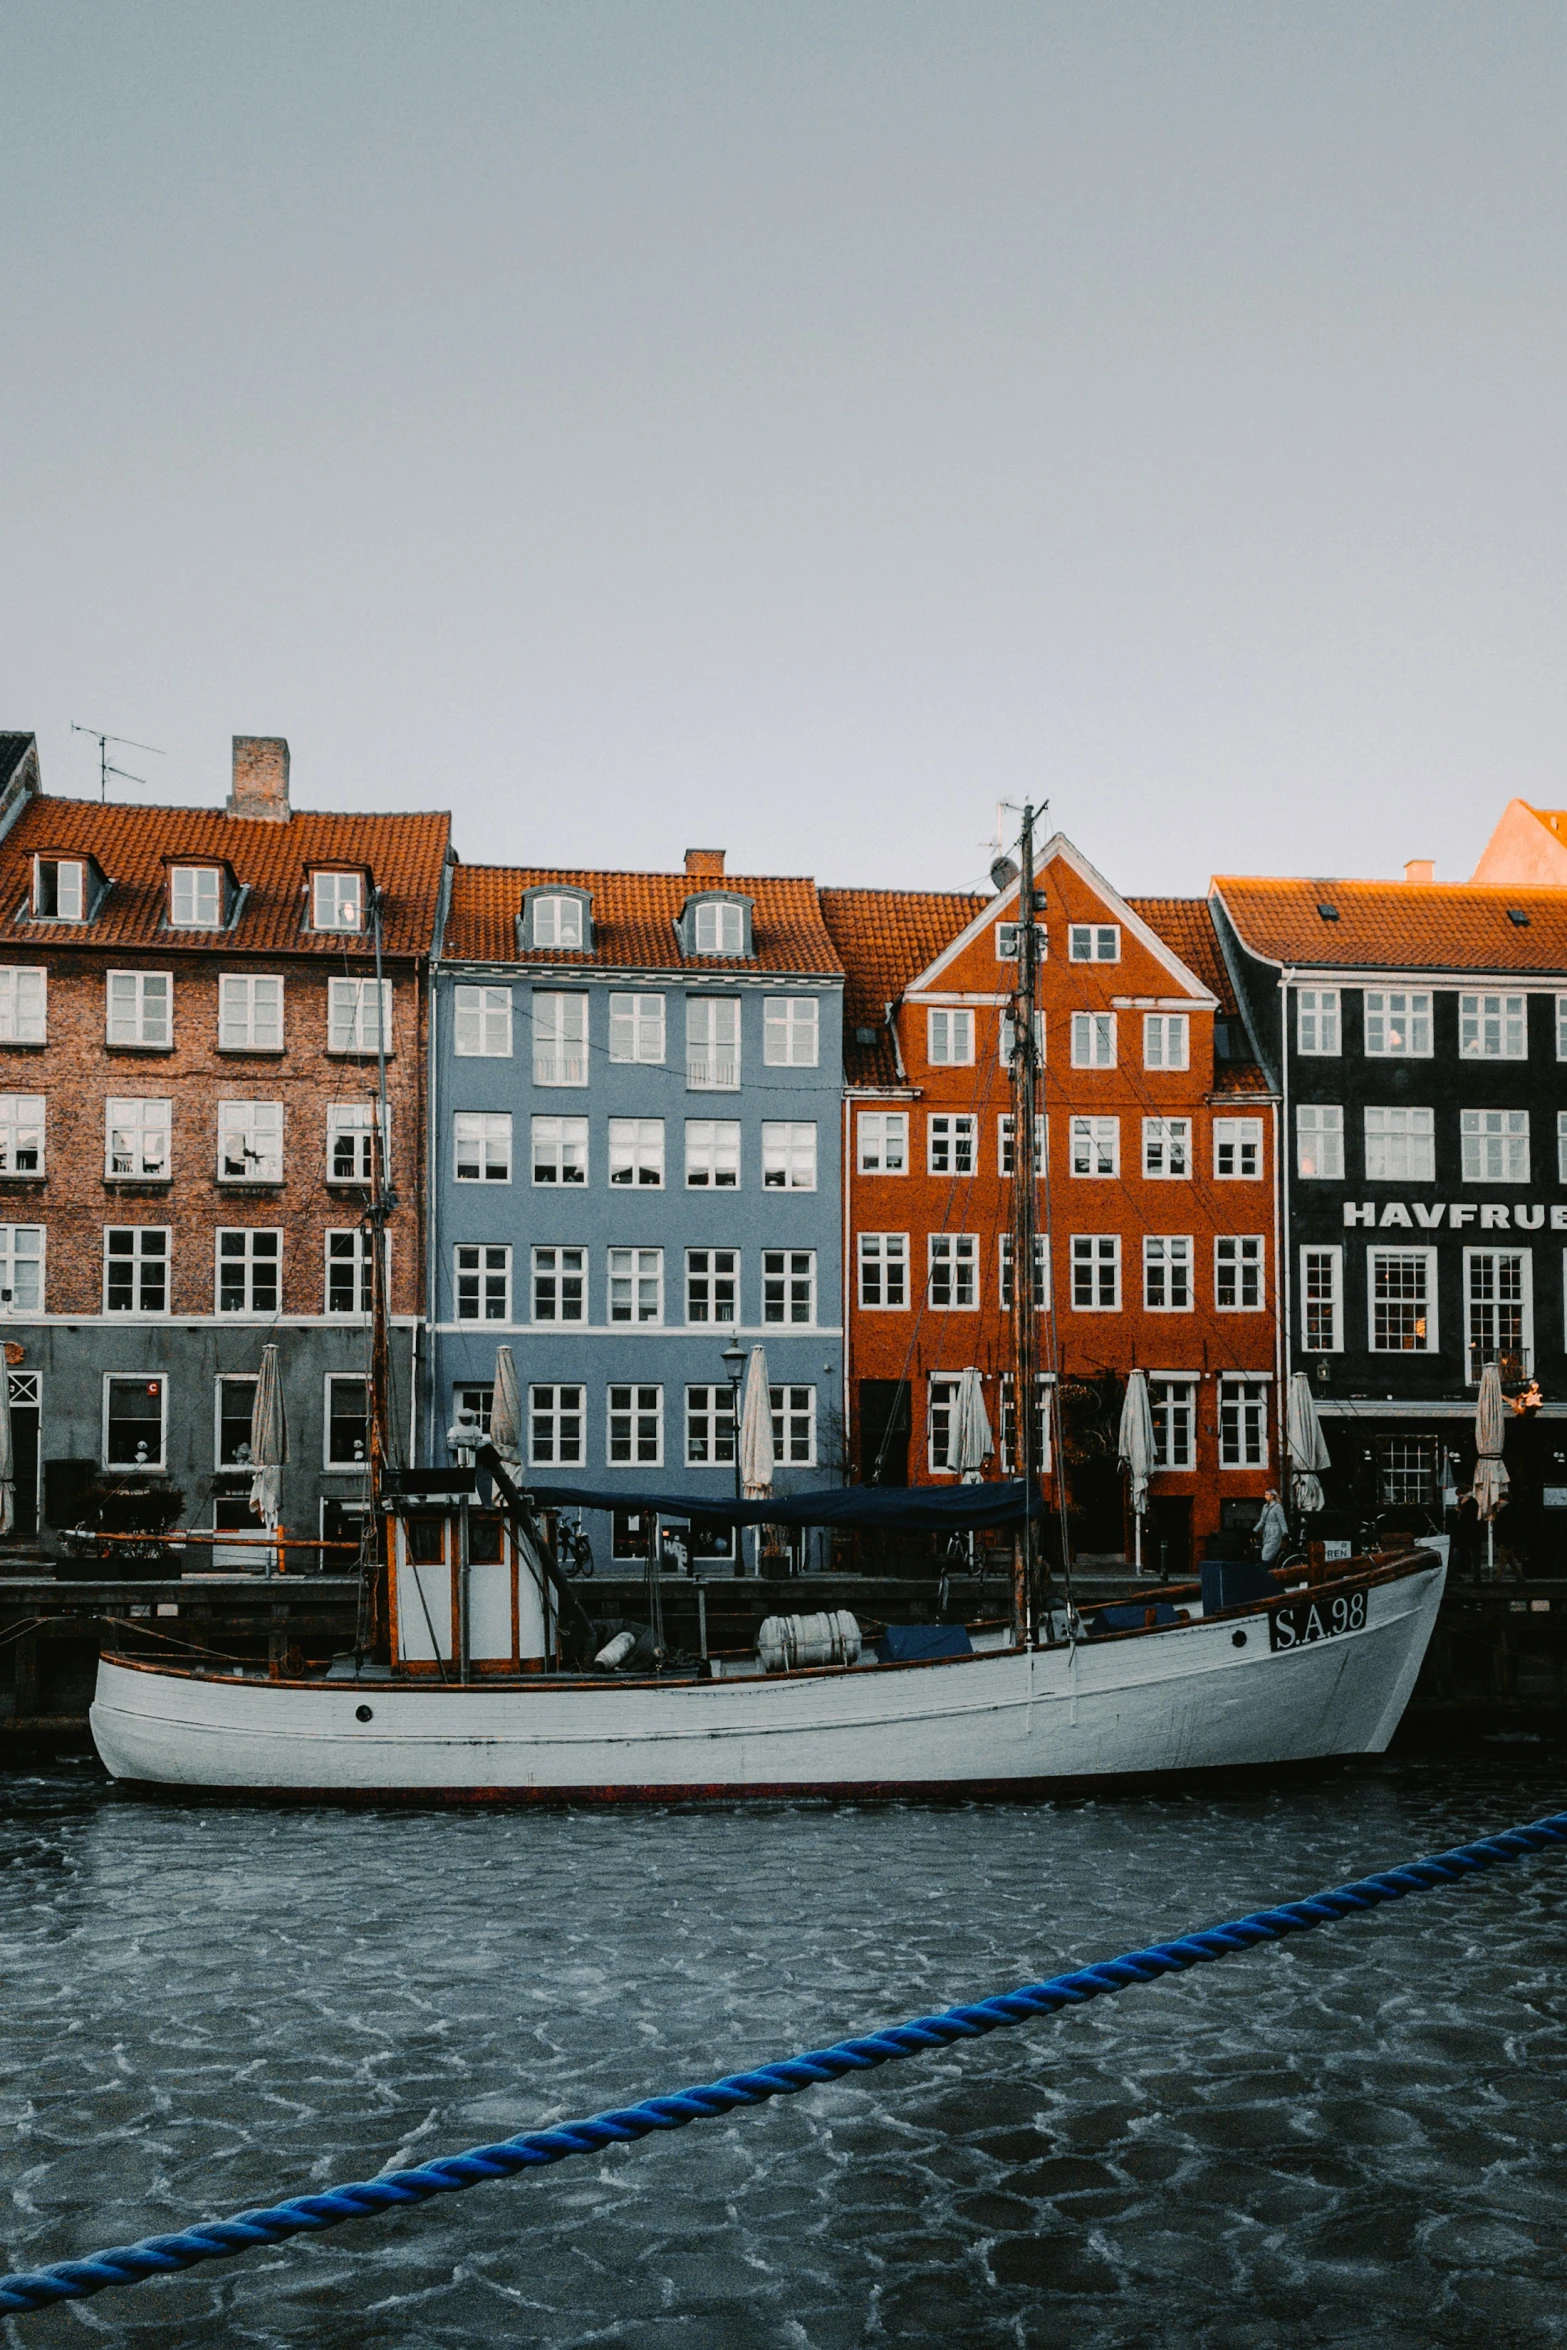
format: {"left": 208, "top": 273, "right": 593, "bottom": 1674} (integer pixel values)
{"left": 823, "top": 836, "right": 1278, "bottom": 1575}
{"left": 0, "top": 734, "right": 448, "bottom": 1551}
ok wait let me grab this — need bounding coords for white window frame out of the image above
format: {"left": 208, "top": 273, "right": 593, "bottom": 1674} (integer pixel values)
{"left": 998, "top": 1114, "right": 1046, "bottom": 1178}
{"left": 1557, "top": 997, "right": 1567, "bottom": 1064}
{"left": 1296, "top": 1104, "right": 1344, "bottom": 1180}
{"left": 1143, "top": 1014, "right": 1189, "bottom": 1071}
{"left": 1368, "top": 1247, "right": 1439, "bottom": 1354}
{"left": 927, "top": 1114, "right": 977, "bottom": 1176}
{"left": 104, "top": 1226, "right": 170, "bottom": 1314}
{"left": 217, "top": 1099, "right": 283, "bottom": 1184}
{"left": 33, "top": 858, "right": 85, "bottom": 922}
{"left": 685, "top": 1384, "right": 736, "bottom": 1468}
{"left": 927, "top": 1233, "right": 978, "bottom": 1310}
{"left": 1558, "top": 1109, "right": 1567, "bottom": 1184}
{"left": 454, "top": 984, "right": 513, "bottom": 1058}
{"left": 762, "top": 1248, "right": 816, "bottom": 1326}
{"left": 686, "top": 996, "right": 741, "bottom": 1090}
{"left": 693, "top": 900, "right": 744, "bottom": 955}
{"left": 532, "top": 992, "right": 588, "bottom": 1086}
{"left": 325, "top": 1101, "right": 389, "bottom": 1185}
{"left": 0, "top": 1094, "right": 44, "bottom": 1177}
{"left": 857, "top": 1111, "right": 908, "bottom": 1174}
{"left": 1070, "top": 1011, "right": 1116, "bottom": 1068}
{"left": 995, "top": 921, "right": 1046, "bottom": 960}
{"left": 455, "top": 1242, "right": 514, "bottom": 1324}
{"left": 529, "top": 1384, "right": 585, "bottom": 1467}
{"left": 1218, "top": 1378, "right": 1269, "bottom": 1470}
{"left": 1296, "top": 988, "right": 1340, "bottom": 1056}
{"left": 926, "top": 1008, "right": 974, "bottom": 1066}
{"left": 1364, "top": 1106, "right": 1436, "bottom": 1183}
{"left": 169, "top": 866, "right": 224, "bottom": 929}
{"left": 311, "top": 871, "right": 364, "bottom": 932}
{"left": 531, "top": 894, "right": 584, "bottom": 949}
{"left": 770, "top": 1384, "right": 816, "bottom": 1467}
{"left": 1142, "top": 1117, "right": 1190, "bottom": 1180}
{"left": 0, "top": 968, "right": 46, "bottom": 1044}
{"left": 215, "top": 1373, "right": 260, "bottom": 1469}
{"left": 608, "top": 1246, "right": 664, "bottom": 1325}
{"left": 685, "top": 1119, "right": 740, "bottom": 1188}
{"left": 0, "top": 1223, "right": 44, "bottom": 1313}
{"left": 1301, "top": 1245, "right": 1343, "bottom": 1353}
{"left": 103, "top": 1372, "right": 168, "bottom": 1469}
{"left": 1070, "top": 1233, "right": 1121, "bottom": 1311}
{"left": 927, "top": 1375, "right": 963, "bottom": 1473}
{"left": 215, "top": 1227, "right": 282, "bottom": 1316}
{"left": 1213, "top": 1117, "right": 1262, "bottom": 1180}
{"left": 529, "top": 1244, "right": 583, "bottom": 1324}
{"left": 106, "top": 970, "right": 172, "bottom": 1049}
{"left": 327, "top": 977, "right": 392, "bottom": 1055}
{"left": 764, "top": 997, "right": 820, "bottom": 1067}
{"left": 325, "top": 1228, "right": 376, "bottom": 1317}
{"left": 1068, "top": 924, "right": 1119, "bottom": 962}
{"left": 324, "top": 1374, "right": 371, "bottom": 1466}
{"left": 454, "top": 1112, "right": 513, "bottom": 1184}
{"left": 999, "top": 1233, "right": 1049, "bottom": 1311}
{"left": 608, "top": 993, "right": 665, "bottom": 1064}
{"left": 607, "top": 1116, "right": 664, "bottom": 1188}
{"left": 531, "top": 1113, "right": 588, "bottom": 1187}
{"left": 1143, "top": 1235, "right": 1193, "bottom": 1312}
{"left": 857, "top": 1232, "right": 908, "bottom": 1309}
{"left": 1150, "top": 1377, "right": 1197, "bottom": 1471}
{"left": 1363, "top": 989, "right": 1432, "bottom": 1058}
{"left": 1459, "top": 992, "right": 1527, "bottom": 1060}
{"left": 1215, "top": 1234, "right": 1265, "bottom": 1311}
{"left": 684, "top": 1248, "right": 739, "bottom": 1324}
{"left": 218, "top": 973, "right": 284, "bottom": 1052}
{"left": 105, "top": 1097, "right": 171, "bottom": 1181}
{"left": 999, "top": 1010, "right": 1044, "bottom": 1068}
{"left": 607, "top": 1383, "right": 663, "bottom": 1467}
{"left": 762, "top": 1122, "right": 817, "bottom": 1190}
{"left": 1464, "top": 1248, "right": 1533, "bottom": 1386}
{"left": 1460, "top": 1109, "right": 1530, "bottom": 1184}
{"left": 1070, "top": 1116, "right": 1119, "bottom": 1177}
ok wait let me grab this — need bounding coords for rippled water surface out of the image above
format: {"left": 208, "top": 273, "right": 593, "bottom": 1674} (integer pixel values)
{"left": 3, "top": 1752, "right": 1565, "bottom": 2348}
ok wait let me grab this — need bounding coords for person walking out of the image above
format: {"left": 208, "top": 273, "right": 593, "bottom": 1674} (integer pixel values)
{"left": 1257, "top": 1487, "right": 1291, "bottom": 1567}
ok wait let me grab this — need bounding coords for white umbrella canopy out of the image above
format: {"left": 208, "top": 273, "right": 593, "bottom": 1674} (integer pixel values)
{"left": 739, "top": 1345, "right": 775, "bottom": 1499}
{"left": 1286, "top": 1371, "right": 1332, "bottom": 1515}
{"left": 490, "top": 1346, "right": 523, "bottom": 1466}
{"left": 0, "top": 1353, "right": 14, "bottom": 1538}
{"left": 1117, "top": 1369, "right": 1156, "bottom": 1516}
{"left": 247, "top": 1343, "right": 288, "bottom": 1532}
{"left": 1473, "top": 1363, "right": 1510, "bottom": 1523}
{"left": 949, "top": 1367, "right": 992, "bottom": 1481}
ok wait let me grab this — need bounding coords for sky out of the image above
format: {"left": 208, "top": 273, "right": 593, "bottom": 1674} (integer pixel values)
{"left": 1, "top": 2, "right": 1564, "bottom": 898}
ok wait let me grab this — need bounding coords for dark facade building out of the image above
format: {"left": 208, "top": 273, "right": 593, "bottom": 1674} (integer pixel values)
{"left": 1211, "top": 871, "right": 1567, "bottom": 1572}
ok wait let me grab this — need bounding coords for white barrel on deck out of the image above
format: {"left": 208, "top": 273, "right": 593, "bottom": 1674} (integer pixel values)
{"left": 757, "top": 1610, "right": 861, "bottom": 1673}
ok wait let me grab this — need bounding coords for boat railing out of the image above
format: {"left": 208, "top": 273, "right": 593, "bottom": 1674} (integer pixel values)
{"left": 56, "top": 1526, "right": 362, "bottom": 1576}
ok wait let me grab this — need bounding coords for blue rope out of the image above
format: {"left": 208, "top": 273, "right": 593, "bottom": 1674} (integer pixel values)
{"left": 3, "top": 1807, "right": 1563, "bottom": 2317}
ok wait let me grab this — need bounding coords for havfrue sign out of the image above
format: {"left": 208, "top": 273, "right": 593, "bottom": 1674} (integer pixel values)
{"left": 1341, "top": 1201, "right": 1567, "bottom": 1230}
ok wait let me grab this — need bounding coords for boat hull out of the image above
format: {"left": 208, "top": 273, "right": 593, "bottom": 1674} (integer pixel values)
{"left": 90, "top": 1558, "right": 1446, "bottom": 1800}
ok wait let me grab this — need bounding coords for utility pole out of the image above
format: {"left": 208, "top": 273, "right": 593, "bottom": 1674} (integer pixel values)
{"left": 1010, "top": 804, "right": 1043, "bottom": 1648}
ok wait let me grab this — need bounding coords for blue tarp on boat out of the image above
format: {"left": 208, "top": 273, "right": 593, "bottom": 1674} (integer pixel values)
{"left": 513, "top": 1478, "right": 1043, "bottom": 1531}
{"left": 875, "top": 1623, "right": 975, "bottom": 1662}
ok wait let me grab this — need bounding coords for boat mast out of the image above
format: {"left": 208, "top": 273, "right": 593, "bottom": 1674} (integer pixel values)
{"left": 1010, "top": 804, "right": 1043, "bottom": 1646}
{"left": 357, "top": 892, "right": 398, "bottom": 1660}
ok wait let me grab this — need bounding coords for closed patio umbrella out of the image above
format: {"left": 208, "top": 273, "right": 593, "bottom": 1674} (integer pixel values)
{"left": 248, "top": 1344, "right": 288, "bottom": 1550}
{"left": 739, "top": 1346, "right": 775, "bottom": 1575}
{"left": 1118, "top": 1368, "right": 1156, "bottom": 1571}
{"left": 490, "top": 1346, "right": 523, "bottom": 1466}
{"left": 0, "top": 1352, "right": 14, "bottom": 1539}
{"left": 1286, "top": 1371, "right": 1332, "bottom": 1517}
{"left": 1473, "top": 1362, "right": 1509, "bottom": 1577}
{"left": 948, "top": 1367, "right": 992, "bottom": 1483}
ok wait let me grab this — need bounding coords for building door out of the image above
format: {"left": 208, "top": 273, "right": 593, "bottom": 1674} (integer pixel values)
{"left": 859, "top": 1380, "right": 910, "bottom": 1486}
{"left": 1148, "top": 1495, "right": 1191, "bottom": 1581}
{"left": 8, "top": 1371, "right": 39, "bottom": 1537}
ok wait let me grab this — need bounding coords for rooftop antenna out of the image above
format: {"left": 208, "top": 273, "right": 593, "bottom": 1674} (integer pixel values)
{"left": 71, "top": 724, "right": 165, "bottom": 804}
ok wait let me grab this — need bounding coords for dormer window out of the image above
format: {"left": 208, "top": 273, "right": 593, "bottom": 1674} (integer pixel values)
{"left": 33, "top": 858, "right": 85, "bottom": 921}
{"left": 519, "top": 886, "right": 593, "bottom": 954}
{"left": 533, "top": 895, "right": 583, "bottom": 948}
{"left": 168, "top": 864, "right": 226, "bottom": 930}
{"left": 695, "top": 901, "right": 742, "bottom": 953}
{"left": 311, "top": 871, "right": 365, "bottom": 933}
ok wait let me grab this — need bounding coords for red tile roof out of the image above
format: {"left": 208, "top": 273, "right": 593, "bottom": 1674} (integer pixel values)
{"left": 0, "top": 795, "right": 450, "bottom": 959}
{"left": 1127, "top": 896, "right": 1238, "bottom": 1011}
{"left": 1213, "top": 875, "right": 1567, "bottom": 974}
{"left": 444, "top": 865, "right": 844, "bottom": 976}
{"left": 818, "top": 887, "right": 988, "bottom": 1083}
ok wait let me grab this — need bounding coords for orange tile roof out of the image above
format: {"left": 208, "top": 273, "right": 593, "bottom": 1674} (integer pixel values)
{"left": 818, "top": 886, "right": 988, "bottom": 1082}
{"left": 1126, "top": 896, "right": 1239, "bottom": 1011}
{"left": 1212, "top": 875, "right": 1567, "bottom": 974}
{"left": 0, "top": 795, "right": 450, "bottom": 959}
{"left": 444, "top": 865, "right": 843, "bottom": 976}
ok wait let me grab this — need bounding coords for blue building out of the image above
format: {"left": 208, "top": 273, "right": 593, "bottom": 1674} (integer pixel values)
{"left": 428, "top": 850, "right": 846, "bottom": 1571}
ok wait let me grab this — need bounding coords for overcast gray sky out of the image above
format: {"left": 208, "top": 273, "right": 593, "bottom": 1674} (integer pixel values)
{"left": 2, "top": 2, "right": 1563, "bottom": 895}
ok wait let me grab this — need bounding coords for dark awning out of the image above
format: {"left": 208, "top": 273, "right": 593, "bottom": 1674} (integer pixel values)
{"left": 514, "top": 1478, "right": 1043, "bottom": 1531}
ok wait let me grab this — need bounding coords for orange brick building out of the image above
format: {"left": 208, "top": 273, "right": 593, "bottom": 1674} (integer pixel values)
{"left": 822, "top": 835, "right": 1278, "bottom": 1574}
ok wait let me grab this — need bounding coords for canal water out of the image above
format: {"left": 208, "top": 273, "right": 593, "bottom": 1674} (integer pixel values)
{"left": 2, "top": 1751, "right": 1564, "bottom": 2349}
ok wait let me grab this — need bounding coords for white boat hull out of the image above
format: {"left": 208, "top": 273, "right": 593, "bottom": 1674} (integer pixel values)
{"left": 90, "top": 1558, "right": 1446, "bottom": 1799}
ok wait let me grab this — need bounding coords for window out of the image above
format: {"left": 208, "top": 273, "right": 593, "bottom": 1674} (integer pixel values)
{"left": 1216, "top": 1235, "right": 1265, "bottom": 1310}
{"left": 928, "top": 1234, "right": 978, "bottom": 1309}
{"left": 998, "top": 1114, "right": 1046, "bottom": 1178}
{"left": 453, "top": 1250, "right": 514, "bottom": 1325}
{"left": 454, "top": 985, "right": 513, "bottom": 1058}
{"left": 1296, "top": 1105, "right": 1344, "bottom": 1180}
{"left": 1144, "top": 1236, "right": 1192, "bottom": 1311}
{"left": 926, "top": 1008, "right": 974, "bottom": 1065}
{"left": 328, "top": 978, "right": 392, "bottom": 1054}
{"left": 999, "top": 1234, "right": 1048, "bottom": 1310}
{"left": 1459, "top": 994, "right": 1526, "bottom": 1059}
{"left": 1369, "top": 1248, "right": 1437, "bottom": 1352}
{"left": 217, "top": 1375, "right": 258, "bottom": 1467}
{"left": 1466, "top": 1250, "right": 1531, "bottom": 1383}
{"left": 999, "top": 1375, "right": 1052, "bottom": 1474}
{"left": 216, "top": 1228, "right": 280, "bottom": 1314}
{"left": 104, "top": 1227, "right": 168, "bottom": 1313}
{"left": 219, "top": 974, "right": 283, "bottom": 1051}
{"left": 325, "top": 1376, "right": 369, "bottom": 1465}
{"left": 607, "top": 1117, "right": 663, "bottom": 1188}
{"left": 0, "top": 969, "right": 46, "bottom": 1043}
{"left": 858, "top": 1112, "right": 908, "bottom": 1174}
{"left": 454, "top": 1112, "right": 512, "bottom": 1184}
{"left": 999, "top": 1009, "right": 1044, "bottom": 1067}
{"left": 763, "top": 1122, "right": 817, "bottom": 1189}
{"left": 0, "top": 1095, "right": 43, "bottom": 1176}
{"left": 693, "top": 900, "right": 744, "bottom": 955}
{"left": 686, "top": 996, "right": 741, "bottom": 1089}
{"left": 529, "top": 1245, "right": 581, "bottom": 1323}
{"left": 686, "top": 1120, "right": 739, "bottom": 1188}
{"left": 33, "top": 859, "right": 85, "bottom": 921}
{"left": 105, "top": 1098, "right": 171, "bottom": 1180}
{"left": 1070, "top": 1012, "right": 1116, "bottom": 1068}
{"left": 858, "top": 1232, "right": 908, "bottom": 1308}
{"left": 1376, "top": 1433, "right": 1440, "bottom": 1508}
{"left": 1142, "top": 1118, "right": 1190, "bottom": 1179}
{"left": 1558, "top": 998, "right": 1567, "bottom": 1063}
{"left": 686, "top": 1385, "right": 736, "bottom": 1467}
{"left": 995, "top": 922, "right": 1046, "bottom": 960}
{"left": 1559, "top": 1110, "right": 1567, "bottom": 1183}
{"left": 1219, "top": 1379, "right": 1268, "bottom": 1468}
{"left": 326, "top": 1229, "right": 375, "bottom": 1315}
{"left": 608, "top": 993, "right": 664, "bottom": 1063}
{"left": 1070, "top": 1117, "right": 1118, "bottom": 1177}
{"left": 1071, "top": 1234, "right": 1120, "bottom": 1310}
{"left": 609, "top": 1246, "right": 663, "bottom": 1323}
{"left": 1365, "top": 1106, "right": 1435, "bottom": 1183}
{"left": 1069, "top": 924, "right": 1119, "bottom": 962}
{"left": 764, "top": 998, "right": 819, "bottom": 1066}
{"left": 532, "top": 992, "right": 587, "bottom": 1086}
{"left": 0, "top": 1224, "right": 43, "bottom": 1312}
{"left": 312, "top": 872, "right": 364, "bottom": 932}
{"left": 326, "top": 1101, "right": 389, "bottom": 1184}
{"left": 531, "top": 894, "right": 584, "bottom": 949}
{"left": 1363, "top": 990, "right": 1431, "bottom": 1057}
{"left": 217, "top": 1100, "right": 283, "bottom": 1183}
{"left": 685, "top": 1248, "right": 738, "bottom": 1323}
{"left": 451, "top": 1383, "right": 494, "bottom": 1441}
{"left": 169, "top": 866, "right": 223, "bottom": 929}
{"left": 104, "top": 1375, "right": 166, "bottom": 1469}
{"left": 1297, "top": 989, "right": 1340, "bottom": 1055}
{"left": 927, "top": 1376, "right": 962, "bottom": 1472}
{"left": 770, "top": 1385, "right": 816, "bottom": 1466}
{"left": 1461, "top": 1110, "right": 1529, "bottom": 1184}
{"left": 763, "top": 1250, "right": 815, "bottom": 1324}
{"left": 1150, "top": 1379, "right": 1197, "bottom": 1471}
{"left": 531, "top": 1114, "right": 587, "bottom": 1186}
{"left": 1214, "top": 1118, "right": 1262, "bottom": 1179}
{"left": 1301, "top": 1247, "right": 1343, "bottom": 1351}
{"left": 1144, "top": 1015, "right": 1189, "bottom": 1071}
{"left": 608, "top": 1384, "right": 662, "bottom": 1465}
{"left": 106, "top": 971, "right": 171, "bottom": 1048}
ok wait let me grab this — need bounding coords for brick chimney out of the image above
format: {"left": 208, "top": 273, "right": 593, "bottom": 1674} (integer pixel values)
{"left": 228, "top": 737, "right": 291, "bottom": 823}
{"left": 1404, "top": 858, "right": 1434, "bottom": 885}
{"left": 684, "top": 847, "right": 725, "bottom": 877}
